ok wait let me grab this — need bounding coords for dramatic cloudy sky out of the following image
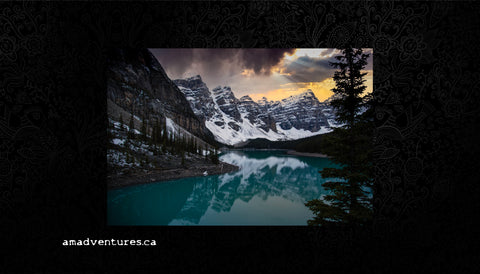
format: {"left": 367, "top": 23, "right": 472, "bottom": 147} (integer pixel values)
{"left": 150, "top": 48, "right": 373, "bottom": 102}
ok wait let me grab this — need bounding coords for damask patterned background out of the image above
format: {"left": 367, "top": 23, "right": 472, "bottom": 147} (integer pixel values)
{"left": 1, "top": 1, "right": 479, "bottom": 272}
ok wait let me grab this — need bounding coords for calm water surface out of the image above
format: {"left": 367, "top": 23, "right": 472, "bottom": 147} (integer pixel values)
{"left": 108, "top": 150, "right": 341, "bottom": 225}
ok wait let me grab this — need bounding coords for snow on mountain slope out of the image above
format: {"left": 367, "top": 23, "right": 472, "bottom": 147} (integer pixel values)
{"left": 204, "top": 104, "right": 285, "bottom": 145}
{"left": 203, "top": 86, "right": 291, "bottom": 145}
{"left": 165, "top": 117, "right": 207, "bottom": 146}
{"left": 174, "top": 77, "right": 337, "bottom": 146}
{"left": 174, "top": 79, "right": 286, "bottom": 145}
{"left": 267, "top": 90, "right": 330, "bottom": 132}
{"left": 275, "top": 123, "right": 333, "bottom": 139}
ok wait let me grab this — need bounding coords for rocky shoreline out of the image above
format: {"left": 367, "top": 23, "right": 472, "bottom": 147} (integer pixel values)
{"left": 286, "top": 150, "right": 330, "bottom": 158}
{"left": 108, "top": 161, "right": 239, "bottom": 190}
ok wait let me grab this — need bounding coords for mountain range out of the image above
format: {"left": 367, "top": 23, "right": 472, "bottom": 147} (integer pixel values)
{"left": 107, "top": 48, "right": 340, "bottom": 148}
{"left": 174, "top": 75, "right": 340, "bottom": 146}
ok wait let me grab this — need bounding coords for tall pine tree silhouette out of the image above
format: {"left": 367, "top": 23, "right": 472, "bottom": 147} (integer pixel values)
{"left": 305, "top": 47, "right": 373, "bottom": 226}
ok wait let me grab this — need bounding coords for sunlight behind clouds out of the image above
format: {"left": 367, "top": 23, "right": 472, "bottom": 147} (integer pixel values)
{"left": 151, "top": 48, "right": 372, "bottom": 102}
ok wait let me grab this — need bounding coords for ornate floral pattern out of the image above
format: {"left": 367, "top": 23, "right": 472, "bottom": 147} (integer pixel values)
{"left": 2, "top": 0, "right": 480, "bottom": 271}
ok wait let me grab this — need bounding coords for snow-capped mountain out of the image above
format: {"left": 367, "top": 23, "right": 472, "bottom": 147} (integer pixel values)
{"left": 174, "top": 76, "right": 338, "bottom": 146}
{"left": 238, "top": 95, "right": 277, "bottom": 133}
{"left": 173, "top": 81, "right": 287, "bottom": 145}
{"left": 173, "top": 75, "right": 217, "bottom": 122}
{"left": 261, "top": 90, "right": 330, "bottom": 132}
{"left": 212, "top": 86, "right": 242, "bottom": 122}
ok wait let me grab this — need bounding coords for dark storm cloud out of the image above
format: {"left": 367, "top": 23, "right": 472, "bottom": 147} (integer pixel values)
{"left": 283, "top": 55, "right": 338, "bottom": 83}
{"left": 283, "top": 50, "right": 373, "bottom": 83}
{"left": 241, "top": 48, "right": 296, "bottom": 74}
{"left": 150, "top": 48, "right": 295, "bottom": 78}
{"left": 149, "top": 48, "right": 372, "bottom": 97}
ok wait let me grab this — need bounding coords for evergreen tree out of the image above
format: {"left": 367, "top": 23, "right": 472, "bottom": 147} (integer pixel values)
{"left": 140, "top": 115, "right": 147, "bottom": 142}
{"left": 329, "top": 47, "right": 369, "bottom": 127}
{"left": 162, "top": 121, "right": 167, "bottom": 142}
{"left": 128, "top": 113, "right": 135, "bottom": 140}
{"left": 181, "top": 135, "right": 186, "bottom": 153}
{"left": 173, "top": 133, "right": 178, "bottom": 154}
{"left": 158, "top": 119, "right": 166, "bottom": 150}
{"left": 167, "top": 133, "right": 175, "bottom": 147}
{"left": 188, "top": 136, "right": 193, "bottom": 153}
{"left": 305, "top": 47, "right": 373, "bottom": 226}
{"left": 107, "top": 119, "right": 114, "bottom": 141}
{"left": 126, "top": 151, "right": 131, "bottom": 164}
{"left": 181, "top": 150, "right": 186, "bottom": 167}
{"left": 151, "top": 122, "right": 156, "bottom": 144}
{"left": 151, "top": 120, "right": 157, "bottom": 154}
{"left": 119, "top": 114, "right": 124, "bottom": 132}
{"left": 155, "top": 119, "right": 161, "bottom": 144}
{"left": 210, "top": 147, "right": 219, "bottom": 165}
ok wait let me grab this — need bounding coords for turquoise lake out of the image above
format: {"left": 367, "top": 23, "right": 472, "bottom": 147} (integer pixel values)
{"left": 107, "top": 150, "right": 341, "bottom": 225}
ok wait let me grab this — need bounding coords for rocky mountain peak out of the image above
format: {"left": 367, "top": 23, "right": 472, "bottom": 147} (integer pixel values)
{"left": 302, "top": 89, "right": 315, "bottom": 97}
{"left": 239, "top": 95, "right": 253, "bottom": 102}
{"left": 189, "top": 75, "right": 202, "bottom": 81}
{"left": 212, "top": 86, "right": 234, "bottom": 94}
{"left": 282, "top": 90, "right": 318, "bottom": 103}
{"left": 212, "top": 86, "right": 241, "bottom": 121}
{"left": 173, "top": 75, "right": 207, "bottom": 90}
{"left": 257, "top": 97, "right": 268, "bottom": 104}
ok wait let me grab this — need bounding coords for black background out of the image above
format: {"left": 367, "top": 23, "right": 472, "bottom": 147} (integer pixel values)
{"left": 1, "top": 1, "right": 480, "bottom": 272}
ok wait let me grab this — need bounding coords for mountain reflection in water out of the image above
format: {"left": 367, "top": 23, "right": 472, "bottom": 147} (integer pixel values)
{"left": 108, "top": 150, "right": 339, "bottom": 225}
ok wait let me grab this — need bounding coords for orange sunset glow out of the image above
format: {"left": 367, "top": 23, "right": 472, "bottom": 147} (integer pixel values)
{"left": 151, "top": 48, "right": 373, "bottom": 103}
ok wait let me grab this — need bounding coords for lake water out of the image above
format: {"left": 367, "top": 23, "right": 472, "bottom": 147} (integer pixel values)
{"left": 108, "top": 150, "right": 341, "bottom": 225}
